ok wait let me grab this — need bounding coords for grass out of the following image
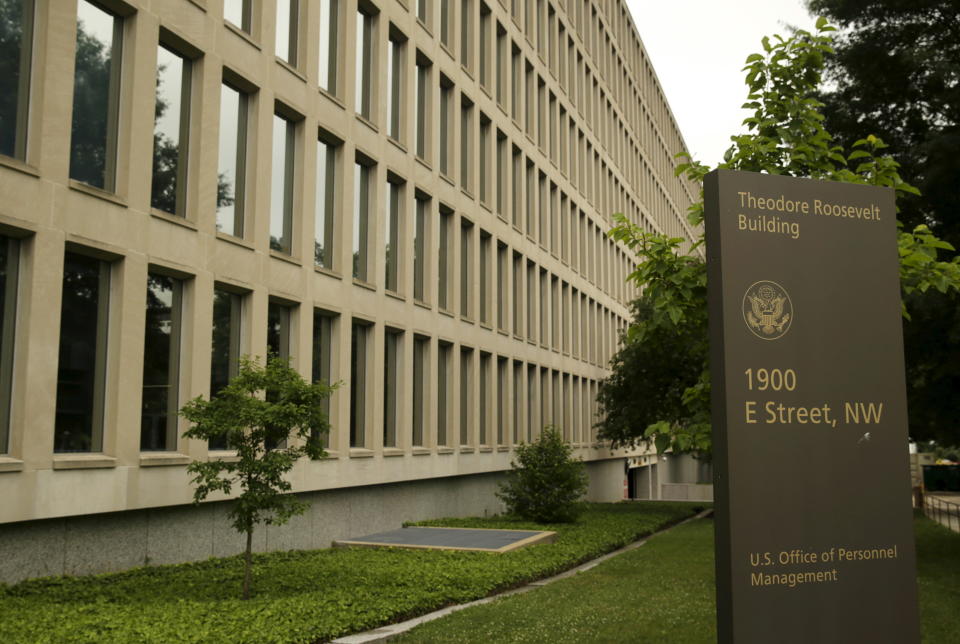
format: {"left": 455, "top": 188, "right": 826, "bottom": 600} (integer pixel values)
{"left": 397, "top": 512, "right": 960, "bottom": 643}
{"left": 0, "top": 502, "right": 701, "bottom": 644}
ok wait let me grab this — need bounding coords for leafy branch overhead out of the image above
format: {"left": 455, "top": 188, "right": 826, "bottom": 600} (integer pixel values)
{"left": 598, "top": 19, "right": 960, "bottom": 457}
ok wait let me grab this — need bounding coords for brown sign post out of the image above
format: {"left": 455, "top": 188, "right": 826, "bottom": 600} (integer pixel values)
{"left": 704, "top": 169, "right": 920, "bottom": 644}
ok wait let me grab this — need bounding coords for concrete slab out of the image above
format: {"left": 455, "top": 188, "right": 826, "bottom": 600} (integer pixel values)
{"left": 333, "top": 526, "right": 556, "bottom": 552}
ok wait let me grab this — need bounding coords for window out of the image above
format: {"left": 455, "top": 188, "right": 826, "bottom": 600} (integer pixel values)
{"left": 275, "top": 0, "right": 299, "bottom": 66}
{"left": 496, "top": 357, "right": 508, "bottom": 445}
{"left": 495, "top": 130, "right": 507, "bottom": 216}
{"left": 151, "top": 43, "right": 191, "bottom": 216}
{"left": 209, "top": 286, "right": 242, "bottom": 449}
{"left": 512, "top": 360, "right": 522, "bottom": 443}
{"left": 525, "top": 161, "right": 535, "bottom": 236}
{"left": 460, "top": 219, "right": 473, "bottom": 318}
{"left": 412, "top": 335, "right": 428, "bottom": 447}
{"left": 353, "top": 156, "right": 373, "bottom": 281}
{"left": 55, "top": 252, "right": 110, "bottom": 453}
{"left": 439, "top": 0, "right": 452, "bottom": 50}
{"left": 539, "top": 268, "right": 548, "bottom": 344}
{"left": 459, "top": 0, "right": 472, "bottom": 70}
{"left": 355, "top": 5, "right": 374, "bottom": 119}
{"left": 479, "top": 4, "right": 491, "bottom": 89}
{"left": 318, "top": 0, "right": 339, "bottom": 93}
{"left": 479, "top": 352, "right": 490, "bottom": 445}
{"left": 70, "top": 0, "right": 122, "bottom": 191}
{"left": 386, "top": 28, "right": 405, "bottom": 142}
{"left": 439, "top": 76, "right": 453, "bottom": 177}
{"left": 495, "top": 22, "right": 506, "bottom": 106}
{"left": 479, "top": 232, "right": 490, "bottom": 325}
{"left": 416, "top": 0, "right": 428, "bottom": 25}
{"left": 511, "top": 145, "right": 522, "bottom": 227}
{"left": 478, "top": 114, "right": 490, "bottom": 204}
{"left": 140, "top": 272, "right": 183, "bottom": 451}
{"left": 524, "top": 61, "right": 534, "bottom": 134}
{"left": 496, "top": 242, "right": 507, "bottom": 330}
{"left": 383, "top": 328, "right": 401, "bottom": 448}
{"left": 0, "top": 0, "right": 33, "bottom": 160}
{"left": 0, "top": 236, "right": 19, "bottom": 453}
{"left": 216, "top": 79, "right": 248, "bottom": 237}
{"left": 224, "top": 0, "right": 252, "bottom": 33}
{"left": 267, "top": 300, "right": 292, "bottom": 360}
{"left": 270, "top": 111, "right": 296, "bottom": 254}
{"left": 512, "top": 251, "right": 522, "bottom": 336}
{"left": 312, "top": 310, "right": 335, "bottom": 445}
{"left": 350, "top": 320, "right": 370, "bottom": 447}
{"left": 437, "top": 341, "right": 451, "bottom": 445}
{"left": 526, "top": 364, "right": 536, "bottom": 441}
{"left": 415, "top": 53, "right": 431, "bottom": 160}
{"left": 413, "top": 191, "right": 429, "bottom": 302}
{"left": 384, "top": 176, "right": 403, "bottom": 293}
{"left": 459, "top": 347, "right": 472, "bottom": 445}
{"left": 526, "top": 260, "right": 535, "bottom": 340}
{"left": 315, "top": 131, "right": 339, "bottom": 269}
{"left": 510, "top": 43, "right": 521, "bottom": 120}
{"left": 460, "top": 96, "right": 473, "bottom": 192}
{"left": 438, "top": 204, "right": 453, "bottom": 309}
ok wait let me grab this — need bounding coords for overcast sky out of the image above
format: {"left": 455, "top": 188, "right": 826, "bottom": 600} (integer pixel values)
{"left": 625, "top": 0, "right": 819, "bottom": 166}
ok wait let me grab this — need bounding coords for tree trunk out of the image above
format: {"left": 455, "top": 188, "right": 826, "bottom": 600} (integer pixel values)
{"left": 242, "top": 528, "right": 253, "bottom": 600}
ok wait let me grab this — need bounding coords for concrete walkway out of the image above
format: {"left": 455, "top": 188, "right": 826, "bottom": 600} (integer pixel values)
{"left": 330, "top": 509, "right": 712, "bottom": 644}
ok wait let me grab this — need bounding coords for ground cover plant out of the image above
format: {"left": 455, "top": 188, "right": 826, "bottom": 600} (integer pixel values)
{"left": 0, "top": 502, "right": 700, "bottom": 644}
{"left": 397, "top": 513, "right": 959, "bottom": 643}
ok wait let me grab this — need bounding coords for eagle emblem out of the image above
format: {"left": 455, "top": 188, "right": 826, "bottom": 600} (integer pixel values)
{"left": 742, "top": 281, "right": 793, "bottom": 340}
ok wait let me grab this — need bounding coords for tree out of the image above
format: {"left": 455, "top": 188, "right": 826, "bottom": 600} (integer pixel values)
{"left": 806, "top": 0, "right": 960, "bottom": 446}
{"left": 807, "top": 0, "right": 959, "bottom": 248}
{"left": 180, "top": 356, "right": 333, "bottom": 599}
{"left": 495, "top": 426, "right": 589, "bottom": 523}
{"left": 598, "top": 19, "right": 960, "bottom": 456}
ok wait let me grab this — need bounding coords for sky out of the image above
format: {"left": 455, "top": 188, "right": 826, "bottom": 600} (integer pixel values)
{"left": 625, "top": 0, "right": 819, "bottom": 166}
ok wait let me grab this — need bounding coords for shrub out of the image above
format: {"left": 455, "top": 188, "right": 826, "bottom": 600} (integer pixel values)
{"left": 496, "top": 426, "right": 589, "bottom": 523}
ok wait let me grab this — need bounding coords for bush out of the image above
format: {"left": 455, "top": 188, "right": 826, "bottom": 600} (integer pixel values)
{"left": 496, "top": 426, "right": 589, "bottom": 523}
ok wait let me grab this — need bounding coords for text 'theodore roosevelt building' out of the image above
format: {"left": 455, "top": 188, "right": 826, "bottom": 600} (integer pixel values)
{"left": 0, "top": 0, "right": 696, "bottom": 582}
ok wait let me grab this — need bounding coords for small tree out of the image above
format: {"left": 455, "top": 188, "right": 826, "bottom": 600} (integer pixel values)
{"left": 180, "top": 356, "right": 333, "bottom": 599}
{"left": 496, "top": 427, "right": 589, "bottom": 523}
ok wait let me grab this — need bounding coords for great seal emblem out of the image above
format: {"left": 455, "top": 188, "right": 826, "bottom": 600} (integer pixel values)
{"left": 743, "top": 280, "right": 792, "bottom": 340}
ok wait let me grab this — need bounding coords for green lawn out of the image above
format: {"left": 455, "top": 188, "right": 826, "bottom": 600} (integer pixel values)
{"left": 397, "top": 513, "right": 960, "bottom": 643}
{"left": 0, "top": 502, "right": 700, "bottom": 644}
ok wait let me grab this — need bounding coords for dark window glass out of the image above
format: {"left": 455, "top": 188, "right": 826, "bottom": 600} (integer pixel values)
{"left": 217, "top": 82, "right": 247, "bottom": 237}
{"left": 270, "top": 113, "right": 295, "bottom": 254}
{"left": 350, "top": 321, "right": 367, "bottom": 447}
{"left": 383, "top": 330, "right": 400, "bottom": 447}
{"left": 151, "top": 45, "right": 191, "bottom": 215}
{"left": 0, "top": 236, "right": 19, "bottom": 453}
{"left": 312, "top": 311, "right": 333, "bottom": 445}
{"left": 55, "top": 253, "right": 109, "bottom": 453}
{"left": 209, "top": 287, "right": 241, "bottom": 449}
{"left": 70, "top": 0, "right": 121, "bottom": 191}
{"left": 0, "top": 0, "right": 33, "bottom": 160}
{"left": 140, "top": 273, "right": 182, "bottom": 451}
{"left": 267, "top": 301, "right": 291, "bottom": 360}
{"left": 315, "top": 138, "right": 336, "bottom": 268}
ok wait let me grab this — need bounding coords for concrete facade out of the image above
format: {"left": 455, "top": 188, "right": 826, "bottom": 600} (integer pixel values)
{"left": 0, "top": 0, "right": 696, "bottom": 581}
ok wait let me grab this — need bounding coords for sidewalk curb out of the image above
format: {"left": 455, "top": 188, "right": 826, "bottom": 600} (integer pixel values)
{"left": 329, "top": 508, "right": 712, "bottom": 644}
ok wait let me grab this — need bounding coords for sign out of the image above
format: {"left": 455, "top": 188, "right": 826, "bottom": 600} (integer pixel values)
{"left": 704, "top": 170, "right": 920, "bottom": 644}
